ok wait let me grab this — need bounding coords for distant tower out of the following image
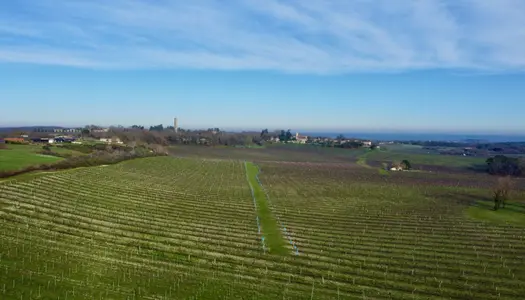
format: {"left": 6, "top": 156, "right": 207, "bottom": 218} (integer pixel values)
{"left": 174, "top": 117, "right": 178, "bottom": 133}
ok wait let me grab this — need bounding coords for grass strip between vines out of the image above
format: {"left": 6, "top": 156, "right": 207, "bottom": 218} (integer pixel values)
{"left": 245, "top": 161, "right": 288, "bottom": 255}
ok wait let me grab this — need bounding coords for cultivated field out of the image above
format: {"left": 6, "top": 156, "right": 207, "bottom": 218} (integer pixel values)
{"left": 170, "top": 144, "right": 487, "bottom": 174}
{"left": 0, "top": 156, "right": 524, "bottom": 299}
{"left": 360, "top": 147, "right": 486, "bottom": 172}
{"left": 170, "top": 144, "right": 368, "bottom": 163}
{"left": 259, "top": 161, "right": 525, "bottom": 299}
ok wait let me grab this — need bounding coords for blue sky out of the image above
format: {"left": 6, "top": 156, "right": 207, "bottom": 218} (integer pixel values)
{"left": 0, "top": 0, "right": 524, "bottom": 133}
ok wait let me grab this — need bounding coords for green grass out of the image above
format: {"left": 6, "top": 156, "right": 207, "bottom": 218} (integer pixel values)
{"left": 0, "top": 144, "right": 63, "bottom": 171}
{"left": 358, "top": 151, "right": 390, "bottom": 176}
{"left": 356, "top": 150, "right": 372, "bottom": 168}
{"left": 378, "top": 168, "right": 389, "bottom": 175}
{"left": 244, "top": 161, "right": 288, "bottom": 255}
{"left": 0, "top": 144, "right": 86, "bottom": 172}
{"left": 467, "top": 200, "right": 525, "bottom": 226}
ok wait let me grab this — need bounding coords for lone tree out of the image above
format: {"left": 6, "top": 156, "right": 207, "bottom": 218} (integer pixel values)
{"left": 285, "top": 129, "right": 293, "bottom": 142}
{"left": 401, "top": 160, "right": 412, "bottom": 170}
{"left": 260, "top": 129, "right": 269, "bottom": 139}
{"left": 493, "top": 176, "right": 512, "bottom": 211}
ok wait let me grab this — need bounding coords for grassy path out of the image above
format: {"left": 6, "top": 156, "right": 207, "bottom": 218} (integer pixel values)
{"left": 244, "top": 162, "right": 288, "bottom": 255}
{"left": 356, "top": 151, "right": 372, "bottom": 168}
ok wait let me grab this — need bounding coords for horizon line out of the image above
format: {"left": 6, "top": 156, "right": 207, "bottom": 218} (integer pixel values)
{"left": 0, "top": 124, "right": 524, "bottom": 137}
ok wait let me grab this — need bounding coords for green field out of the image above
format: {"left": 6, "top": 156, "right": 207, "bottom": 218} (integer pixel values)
{"left": 468, "top": 200, "right": 525, "bottom": 226}
{"left": 0, "top": 144, "right": 86, "bottom": 172}
{"left": 171, "top": 144, "right": 369, "bottom": 162}
{"left": 361, "top": 145, "right": 486, "bottom": 170}
{"left": 170, "top": 143, "right": 487, "bottom": 172}
{"left": 0, "top": 155, "right": 524, "bottom": 299}
{"left": 0, "top": 144, "right": 64, "bottom": 171}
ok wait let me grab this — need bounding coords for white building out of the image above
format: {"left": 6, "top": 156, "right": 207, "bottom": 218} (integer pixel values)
{"left": 92, "top": 128, "right": 109, "bottom": 133}
{"left": 295, "top": 133, "right": 308, "bottom": 144}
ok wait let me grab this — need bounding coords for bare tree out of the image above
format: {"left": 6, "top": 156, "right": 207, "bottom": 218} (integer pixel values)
{"left": 493, "top": 176, "right": 513, "bottom": 210}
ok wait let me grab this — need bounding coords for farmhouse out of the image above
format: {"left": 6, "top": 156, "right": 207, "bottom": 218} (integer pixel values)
{"left": 31, "top": 137, "right": 54, "bottom": 143}
{"left": 295, "top": 133, "right": 308, "bottom": 144}
{"left": 388, "top": 160, "right": 411, "bottom": 171}
{"left": 362, "top": 141, "right": 372, "bottom": 147}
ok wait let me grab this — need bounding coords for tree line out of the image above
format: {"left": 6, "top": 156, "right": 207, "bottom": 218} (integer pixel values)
{"left": 486, "top": 155, "right": 525, "bottom": 177}
{"left": 100, "top": 127, "right": 269, "bottom": 147}
{"left": 4, "top": 125, "right": 375, "bottom": 150}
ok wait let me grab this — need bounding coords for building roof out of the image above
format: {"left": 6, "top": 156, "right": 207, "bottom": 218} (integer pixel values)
{"left": 295, "top": 132, "right": 308, "bottom": 139}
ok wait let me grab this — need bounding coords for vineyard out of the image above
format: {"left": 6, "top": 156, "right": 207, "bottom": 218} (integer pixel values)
{"left": 0, "top": 156, "right": 524, "bottom": 299}
{"left": 259, "top": 162, "right": 525, "bottom": 299}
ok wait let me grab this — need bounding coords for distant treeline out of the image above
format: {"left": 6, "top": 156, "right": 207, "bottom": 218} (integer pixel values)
{"left": 92, "top": 127, "right": 280, "bottom": 147}
{"left": 404, "top": 140, "right": 525, "bottom": 149}
{"left": 486, "top": 155, "right": 525, "bottom": 177}
{"left": 476, "top": 142, "right": 525, "bottom": 155}
{"left": 401, "top": 140, "right": 525, "bottom": 156}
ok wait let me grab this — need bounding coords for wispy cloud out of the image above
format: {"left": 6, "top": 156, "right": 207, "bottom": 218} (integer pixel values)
{"left": 0, "top": 0, "right": 524, "bottom": 73}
